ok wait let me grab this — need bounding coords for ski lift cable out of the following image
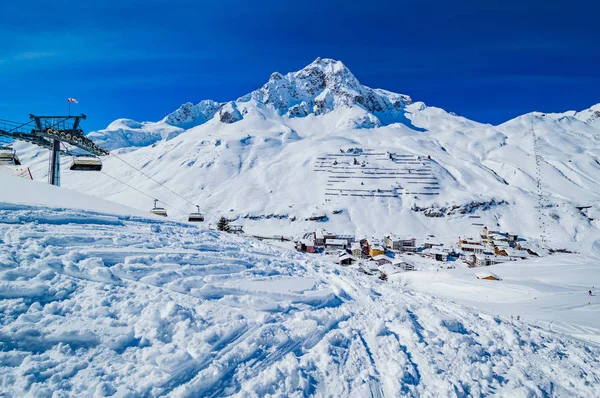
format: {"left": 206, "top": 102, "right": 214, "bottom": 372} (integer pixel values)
{"left": 0, "top": 118, "right": 35, "bottom": 132}
{"left": 99, "top": 170, "right": 187, "bottom": 215}
{"left": 107, "top": 151, "right": 218, "bottom": 217}
{"left": 58, "top": 142, "right": 187, "bottom": 215}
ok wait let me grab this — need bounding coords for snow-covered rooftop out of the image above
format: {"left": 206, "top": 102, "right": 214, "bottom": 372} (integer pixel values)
{"left": 372, "top": 254, "right": 393, "bottom": 261}
{"left": 326, "top": 238, "right": 348, "bottom": 246}
{"left": 461, "top": 243, "right": 485, "bottom": 250}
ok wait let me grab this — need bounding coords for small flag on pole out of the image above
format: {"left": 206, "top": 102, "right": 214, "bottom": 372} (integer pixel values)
{"left": 67, "top": 98, "right": 79, "bottom": 103}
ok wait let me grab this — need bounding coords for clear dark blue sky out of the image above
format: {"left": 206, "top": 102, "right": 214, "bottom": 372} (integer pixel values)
{"left": 1, "top": 0, "right": 598, "bottom": 131}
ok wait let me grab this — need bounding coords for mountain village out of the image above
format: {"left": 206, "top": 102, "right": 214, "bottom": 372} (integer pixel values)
{"left": 2, "top": 0, "right": 600, "bottom": 391}
{"left": 295, "top": 225, "right": 544, "bottom": 280}
{"left": 1, "top": 54, "right": 599, "bottom": 396}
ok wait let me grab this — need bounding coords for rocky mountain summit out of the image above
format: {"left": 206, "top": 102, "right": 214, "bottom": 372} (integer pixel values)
{"left": 242, "top": 57, "right": 411, "bottom": 120}
{"left": 159, "top": 58, "right": 413, "bottom": 129}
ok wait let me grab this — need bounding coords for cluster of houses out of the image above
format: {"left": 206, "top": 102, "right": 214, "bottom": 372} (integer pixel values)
{"left": 296, "top": 230, "right": 355, "bottom": 253}
{"left": 296, "top": 230, "right": 422, "bottom": 272}
{"left": 458, "top": 226, "right": 538, "bottom": 267}
{"left": 296, "top": 226, "right": 541, "bottom": 273}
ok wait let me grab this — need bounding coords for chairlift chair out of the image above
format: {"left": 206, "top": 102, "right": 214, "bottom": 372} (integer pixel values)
{"left": 0, "top": 146, "right": 21, "bottom": 166}
{"left": 188, "top": 205, "right": 205, "bottom": 222}
{"left": 150, "top": 199, "right": 168, "bottom": 217}
{"left": 69, "top": 154, "right": 102, "bottom": 171}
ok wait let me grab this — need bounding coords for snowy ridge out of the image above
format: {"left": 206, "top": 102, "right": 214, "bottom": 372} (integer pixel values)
{"left": 12, "top": 58, "right": 600, "bottom": 243}
{"left": 162, "top": 100, "right": 222, "bottom": 129}
{"left": 241, "top": 57, "right": 411, "bottom": 123}
{"left": 121, "top": 58, "right": 413, "bottom": 134}
{"left": 87, "top": 119, "right": 184, "bottom": 151}
{"left": 1, "top": 190, "right": 599, "bottom": 396}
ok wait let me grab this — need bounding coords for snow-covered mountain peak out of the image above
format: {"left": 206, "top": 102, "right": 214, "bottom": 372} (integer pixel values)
{"left": 131, "top": 57, "right": 415, "bottom": 136}
{"left": 244, "top": 58, "right": 412, "bottom": 121}
{"left": 161, "top": 99, "right": 221, "bottom": 128}
{"left": 295, "top": 57, "right": 358, "bottom": 87}
{"left": 574, "top": 103, "right": 600, "bottom": 125}
{"left": 106, "top": 118, "right": 143, "bottom": 130}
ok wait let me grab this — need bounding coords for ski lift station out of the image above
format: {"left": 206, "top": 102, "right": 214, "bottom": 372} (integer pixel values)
{"left": 1, "top": 113, "right": 207, "bottom": 223}
{"left": 0, "top": 114, "right": 109, "bottom": 186}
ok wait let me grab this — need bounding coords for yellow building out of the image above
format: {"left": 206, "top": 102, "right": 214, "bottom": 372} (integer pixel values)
{"left": 369, "top": 245, "right": 385, "bottom": 258}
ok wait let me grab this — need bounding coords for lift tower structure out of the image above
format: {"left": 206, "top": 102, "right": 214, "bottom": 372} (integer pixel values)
{"left": 0, "top": 114, "right": 109, "bottom": 186}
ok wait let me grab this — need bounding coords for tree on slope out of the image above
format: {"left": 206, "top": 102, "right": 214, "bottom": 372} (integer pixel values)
{"left": 217, "top": 217, "right": 231, "bottom": 232}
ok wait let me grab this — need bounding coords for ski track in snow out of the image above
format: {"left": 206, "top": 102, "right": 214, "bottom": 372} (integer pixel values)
{"left": 1, "top": 204, "right": 600, "bottom": 397}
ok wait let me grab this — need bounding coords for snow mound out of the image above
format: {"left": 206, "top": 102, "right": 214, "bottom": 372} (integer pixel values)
{"left": 0, "top": 173, "right": 151, "bottom": 218}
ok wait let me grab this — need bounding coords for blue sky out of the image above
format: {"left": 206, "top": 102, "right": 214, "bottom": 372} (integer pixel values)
{"left": 1, "top": 0, "right": 598, "bottom": 131}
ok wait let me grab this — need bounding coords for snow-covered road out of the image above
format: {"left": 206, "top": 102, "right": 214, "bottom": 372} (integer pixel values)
{"left": 1, "top": 203, "right": 599, "bottom": 397}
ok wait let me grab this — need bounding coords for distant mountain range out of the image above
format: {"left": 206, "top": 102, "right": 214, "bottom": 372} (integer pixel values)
{"left": 15, "top": 58, "right": 600, "bottom": 244}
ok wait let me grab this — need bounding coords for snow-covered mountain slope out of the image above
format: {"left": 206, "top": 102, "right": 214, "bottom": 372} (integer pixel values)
{"left": 13, "top": 58, "right": 600, "bottom": 244}
{"left": 1, "top": 174, "right": 600, "bottom": 397}
{"left": 87, "top": 118, "right": 184, "bottom": 151}
{"left": 0, "top": 172, "right": 152, "bottom": 218}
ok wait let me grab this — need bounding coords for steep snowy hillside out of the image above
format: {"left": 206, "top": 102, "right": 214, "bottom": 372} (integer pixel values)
{"left": 1, "top": 174, "right": 600, "bottom": 396}
{"left": 12, "top": 58, "right": 600, "bottom": 244}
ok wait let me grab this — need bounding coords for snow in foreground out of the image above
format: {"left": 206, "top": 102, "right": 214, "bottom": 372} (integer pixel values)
{"left": 1, "top": 204, "right": 600, "bottom": 397}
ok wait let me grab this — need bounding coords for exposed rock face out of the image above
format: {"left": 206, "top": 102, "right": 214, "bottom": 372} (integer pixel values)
{"left": 336, "top": 113, "right": 382, "bottom": 130}
{"left": 412, "top": 199, "right": 509, "bottom": 218}
{"left": 244, "top": 58, "right": 412, "bottom": 120}
{"left": 162, "top": 100, "right": 221, "bottom": 128}
{"left": 158, "top": 58, "right": 414, "bottom": 130}
{"left": 288, "top": 102, "right": 309, "bottom": 118}
{"left": 219, "top": 102, "right": 243, "bottom": 124}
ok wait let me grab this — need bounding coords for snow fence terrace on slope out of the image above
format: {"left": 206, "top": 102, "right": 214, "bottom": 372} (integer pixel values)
{"left": 1, "top": 205, "right": 600, "bottom": 396}
{"left": 316, "top": 151, "right": 441, "bottom": 199}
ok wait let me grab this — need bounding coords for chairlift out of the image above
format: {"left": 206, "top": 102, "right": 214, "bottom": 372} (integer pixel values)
{"left": 150, "top": 199, "right": 168, "bottom": 217}
{"left": 0, "top": 146, "right": 21, "bottom": 165}
{"left": 188, "top": 205, "right": 204, "bottom": 222}
{"left": 69, "top": 154, "right": 102, "bottom": 171}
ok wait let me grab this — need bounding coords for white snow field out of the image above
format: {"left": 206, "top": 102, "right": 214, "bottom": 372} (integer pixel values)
{"left": 2, "top": 174, "right": 600, "bottom": 397}
{"left": 397, "top": 252, "right": 600, "bottom": 345}
{"left": 11, "top": 58, "right": 600, "bottom": 243}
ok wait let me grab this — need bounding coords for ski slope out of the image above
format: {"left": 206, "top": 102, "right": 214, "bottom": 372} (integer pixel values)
{"left": 1, "top": 174, "right": 600, "bottom": 396}
{"left": 11, "top": 59, "right": 600, "bottom": 245}
{"left": 398, "top": 253, "right": 600, "bottom": 345}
